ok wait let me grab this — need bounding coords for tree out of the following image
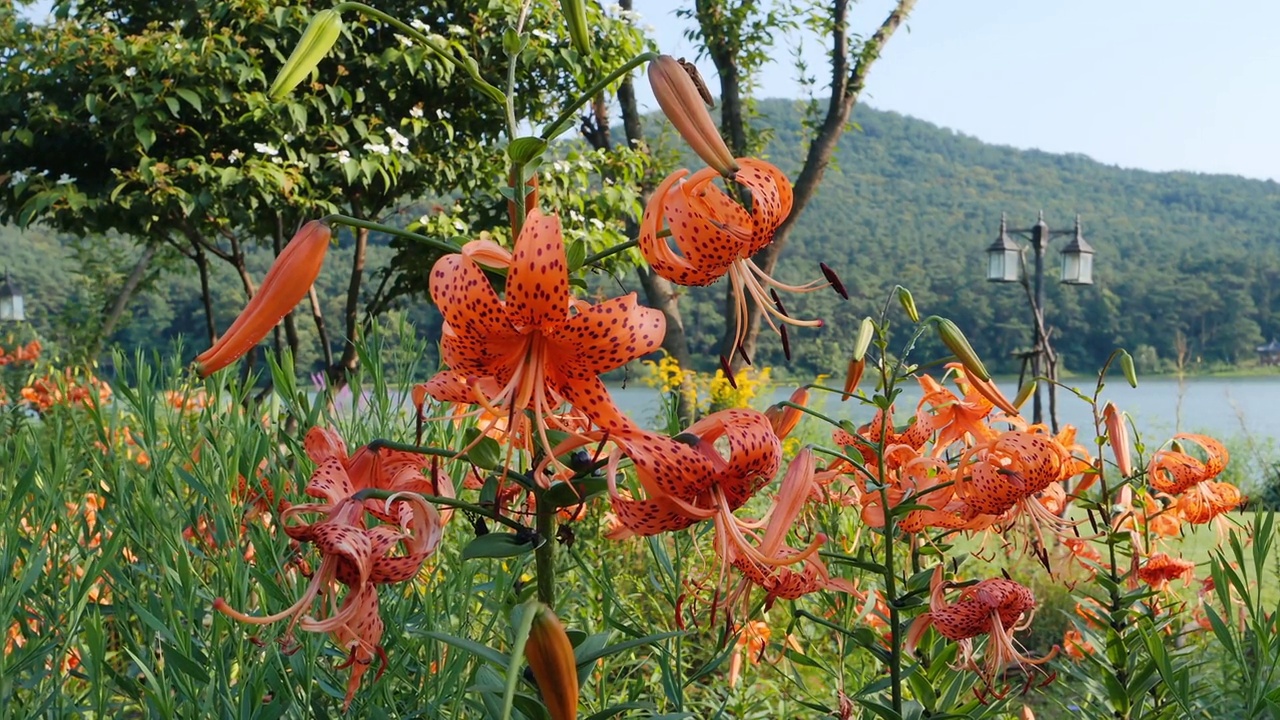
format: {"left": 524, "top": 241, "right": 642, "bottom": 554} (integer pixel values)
{"left": 0, "top": 0, "right": 647, "bottom": 378}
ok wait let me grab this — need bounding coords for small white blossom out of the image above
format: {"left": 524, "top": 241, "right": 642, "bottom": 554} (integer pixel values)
{"left": 283, "top": 133, "right": 295, "bottom": 142}
{"left": 335, "top": 150, "right": 352, "bottom": 163}
{"left": 447, "top": 25, "right": 470, "bottom": 37}
{"left": 124, "top": 67, "right": 138, "bottom": 77}
{"left": 253, "top": 142, "right": 279, "bottom": 156}
{"left": 452, "top": 218, "right": 467, "bottom": 232}
{"left": 55, "top": 173, "right": 76, "bottom": 185}
{"left": 409, "top": 104, "right": 424, "bottom": 119}
{"left": 9, "top": 170, "right": 28, "bottom": 186}
{"left": 395, "top": 34, "right": 414, "bottom": 47}
{"left": 36, "top": 170, "right": 48, "bottom": 177}
{"left": 363, "top": 142, "right": 390, "bottom": 156}
{"left": 410, "top": 19, "right": 430, "bottom": 31}
{"left": 418, "top": 214, "right": 431, "bottom": 225}
{"left": 88, "top": 115, "right": 98, "bottom": 125}
{"left": 387, "top": 128, "right": 410, "bottom": 153}
{"left": 26, "top": 92, "right": 41, "bottom": 100}
{"left": 530, "top": 29, "right": 553, "bottom": 41}
{"left": 228, "top": 149, "right": 244, "bottom": 163}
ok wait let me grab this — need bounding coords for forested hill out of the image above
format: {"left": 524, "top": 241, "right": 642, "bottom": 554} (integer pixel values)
{"left": 694, "top": 99, "right": 1280, "bottom": 375}
{"left": 5, "top": 100, "right": 1280, "bottom": 377}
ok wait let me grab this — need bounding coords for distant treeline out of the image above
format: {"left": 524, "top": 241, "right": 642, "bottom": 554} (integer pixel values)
{"left": 6, "top": 101, "right": 1280, "bottom": 379}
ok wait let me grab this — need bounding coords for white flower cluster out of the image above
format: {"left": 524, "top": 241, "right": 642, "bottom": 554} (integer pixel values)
{"left": 387, "top": 128, "right": 410, "bottom": 154}
{"left": 409, "top": 104, "right": 425, "bottom": 119}
{"left": 363, "top": 142, "right": 391, "bottom": 156}
{"left": 253, "top": 142, "right": 279, "bottom": 157}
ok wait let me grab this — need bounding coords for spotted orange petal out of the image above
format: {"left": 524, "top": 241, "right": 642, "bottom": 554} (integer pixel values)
{"left": 506, "top": 210, "right": 570, "bottom": 328}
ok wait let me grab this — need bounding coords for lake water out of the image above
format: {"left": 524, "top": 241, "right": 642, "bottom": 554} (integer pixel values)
{"left": 607, "top": 376, "right": 1280, "bottom": 444}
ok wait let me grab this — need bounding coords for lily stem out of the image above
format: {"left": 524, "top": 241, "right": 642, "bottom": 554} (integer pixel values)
{"left": 321, "top": 215, "right": 460, "bottom": 256}
{"left": 352, "top": 489, "right": 529, "bottom": 533}
{"left": 541, "top": 51, "right": 660, "bottom": 142}
{"left": 534, "top": 491, "right": 557, "bottom": 608}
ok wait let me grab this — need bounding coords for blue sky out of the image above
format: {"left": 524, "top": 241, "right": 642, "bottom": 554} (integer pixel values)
{"left": 21, "top": 1, "right": 1280, "bottom": 181}
{"left": 634, "top": 0, "right": 1280, "bottom": 181}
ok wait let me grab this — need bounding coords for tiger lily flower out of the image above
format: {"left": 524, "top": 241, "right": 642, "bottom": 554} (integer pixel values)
{"left": 214, "top": 431, "right": 446, "bottom": 709}
{"left": 417, "top": 210, "right": 664, "bottom": 460}
{"left": 639, "top": 159, "right": 834, "bottom": 366}
{"left": 906, "top": 567, "right": 1056, "bottom": 692}
{"left": 1137, "top": 552, "right": 1195, "bottom": 590}
{"left": 196, "top": 220, "right": 331, "bottom": 376}
{"left": 607, "top": 412, "right": 843, "bottom": 607}
{"left": 1148, "top": 433, "right": 1229, "bottom": 494}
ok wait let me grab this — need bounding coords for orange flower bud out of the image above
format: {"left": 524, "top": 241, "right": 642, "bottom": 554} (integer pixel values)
{"left": 842, "top": 357, "right": 865, "bottom": 401}
{"left": 525, "top": 603, "right": 579, "bottom": 720}
{"left": 196, "top": 220, "right": 331, "bottom": 376}
{"left": 1102, "top": 402, "right": 1132, "bottom": 477}
{"left": 648, "top": 55, "right": 736, "bottom": 175}
{"left": 766, "top": 387, "right": 808, "bottom": 439}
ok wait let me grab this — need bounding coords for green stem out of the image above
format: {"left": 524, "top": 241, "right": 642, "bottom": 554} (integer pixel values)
{"left": 581, "top": 239, "right": 637, "bottom": 267}
{"left": 353, "top": 488, "right": 529, "bottom": 533}
{"left": 541, "top": 51, "right": 660, "bottom": 142}
{"left": 534, "top": 491, "right": 556, "bottom": 608}
{"left": 333, "top": 2, "right": 506, "bottom": 106}
{"left": 321, "top": 215, "right": 460, "bottom": 255}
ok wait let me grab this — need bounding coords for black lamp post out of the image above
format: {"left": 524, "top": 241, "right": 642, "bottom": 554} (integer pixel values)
{"left": 985, "top": 212, "right": 1095, "bottom": 430}
{"left": 0, "top": 270, "right": 24, "bottom": 323}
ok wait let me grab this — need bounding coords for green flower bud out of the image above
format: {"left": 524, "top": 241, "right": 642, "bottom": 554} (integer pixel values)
{"left": 1013, "top": 379, "right": 1037, "bottom": 410}
{"left": 935, "top": 318, "right": 990, "bottom": 382}
{"left": 1119, "top": 349, "right": 1138, "bottom": 388}
{"left": 896, "top": 286, "right": 920, "bottom": 323}
{"left": 269, "top": 9, "right": 344, "bottom": 101}
{"left": 852, "top": 317, "right": 875, "bottom": 362}
{"left": 559, "top": 0, "right": 591, "bottom": 56}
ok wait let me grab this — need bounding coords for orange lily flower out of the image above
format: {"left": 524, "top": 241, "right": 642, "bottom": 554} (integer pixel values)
{"left": 1137, "top": 552, "right": 1195, "bottom": 590}
{"left": 215, "top": 428, "right": 448, "bottom": 709}
{"left": 607, "top": 411, "right": 842, "bottom": 606}
{"left": 1176, "top": 481, "right": 1242, "bottom": 525}
{"left": 1062, "top": 627, "right": 1094, "bottom": 661}
{"left": 639, "top": 160, "right": 833, "bottom": 366}
{"left": 196, "top": 220, "right": 331, "bottom": 376}
{"left": 417, "top": 209, "right": 664, "bottom": 459}
{"left": 1148, "top": 433, "right": 1229, "bottom": 494}
{"left": 920, "top": 367, "right": 1010, "bottom": 449}
{"left": 905, "top": 567, "right": 1056, "bottom": 692}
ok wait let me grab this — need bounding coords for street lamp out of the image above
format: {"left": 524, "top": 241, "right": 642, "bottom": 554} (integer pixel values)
{"left": 0, "top": 270, "right": 24, "bottom": 323}
{"left": 984, "top": 212, "right": 1095, "bottom": 430}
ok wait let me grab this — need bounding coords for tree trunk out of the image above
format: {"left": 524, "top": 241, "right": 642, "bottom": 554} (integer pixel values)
{"left": 193, "top": 242, "right": 216, "bottom": 346}
{"left": 715, "top": 0, "right": 918, "bottom": 368}
{"left": 93, "top": 243, "right": 157, "bottom": 357}
{"left": 274, "top": 214, "right": 301, "bottom": 362}
{"left": 338, "top": 207, "right": 369, "bottom": 379}
{"left": 308, "top": 285, "right": 334, "bottom": 372}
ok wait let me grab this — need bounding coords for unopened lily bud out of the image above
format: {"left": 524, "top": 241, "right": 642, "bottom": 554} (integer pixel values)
{"left": 559, "top": 0, "right": 591, "bottom": 56}
{"left": 1013, "top": 379, "right": 1037, "bottom": 410}
{"left": 842, "top": 357, "right": 865, "bottom": 401}
{"left": 269, "top": 9, "right": 344, "bottom": 101}
{"left": 852, "top": 317, "right": 875, "bottom": 362}
{"left": 525, "top": 603, "right": 579, "bottom": 720}
{"left": 196, "top": 220, "right": 332, "bottom": 376}
{"left": 648, "top": 55, "right": 737, "bottom": 175}
{"left": 935, "top": 318, "right": 990, "bottom": 382}
{"left": 1102, "top": 402, "right": 1133, "bottom": 477}
{"left": 1119, "top": 350, "right": 1138, "bottom": 388}
{"left": 766, "top": 387, "right": 807, "bottom": 439}
{"left": 896, "top": 287, "right": 919, "bottom": 323}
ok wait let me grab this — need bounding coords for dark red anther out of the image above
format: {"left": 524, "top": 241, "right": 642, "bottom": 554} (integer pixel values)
{"left": 780, "top": 325, "right": 792, "bottom": 361}
{"left": 820, "top": 262, "right": 849, "bottom": 299}
{"left": 719, "top": 355, "right": 739, "bottom": 388}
